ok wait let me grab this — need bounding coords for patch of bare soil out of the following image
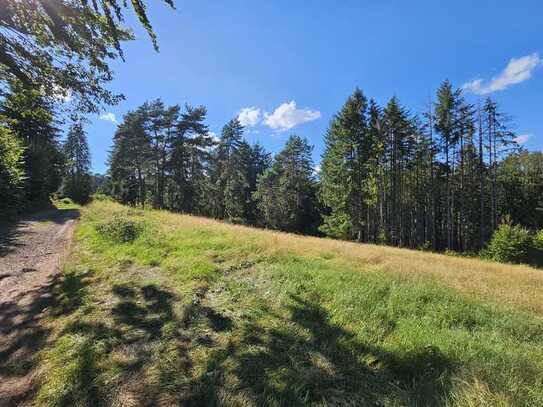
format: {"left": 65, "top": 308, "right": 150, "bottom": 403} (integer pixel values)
{"left": 0, "top": 209, "right": 79, "bottom": 406}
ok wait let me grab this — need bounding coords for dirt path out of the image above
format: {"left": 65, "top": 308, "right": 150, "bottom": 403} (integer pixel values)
{"left": 0, "top": 208, "right": 79, "bottom": 406}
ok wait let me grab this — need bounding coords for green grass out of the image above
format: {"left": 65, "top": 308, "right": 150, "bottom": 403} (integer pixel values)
{"left": 51, "top": 196, "right": 80, "bottom": 210}
{"left": 34, "top": 201, "right": 543, "bottom": 406}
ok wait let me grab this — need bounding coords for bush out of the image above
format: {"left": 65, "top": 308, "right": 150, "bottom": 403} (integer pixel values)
{"left": 484, "top": 219, "right": 533, "bottom": 264}
{"left": 531, "top": 230, "right": 543, "bottom": 267}
{"left": 96, "top": 215, "right": 144, "bottom": 243}
{"left": 90, "top": 193, "right": 113, "bottom": 202}
{"left": 534, "top": 230, "right": 543, "bottom": 251}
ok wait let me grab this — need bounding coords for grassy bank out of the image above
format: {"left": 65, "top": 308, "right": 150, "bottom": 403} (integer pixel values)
{"left": 34, "top": 201, "right": 543, "bottom": 406}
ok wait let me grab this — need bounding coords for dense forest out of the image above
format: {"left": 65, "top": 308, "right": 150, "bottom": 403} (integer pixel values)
{"left": 104, "top": 85, "right": 543, "bottom": 255}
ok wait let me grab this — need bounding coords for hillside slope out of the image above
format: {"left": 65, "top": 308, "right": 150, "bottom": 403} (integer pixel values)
{"left": 26, "top": 201, "right": 543, "bottom": 406}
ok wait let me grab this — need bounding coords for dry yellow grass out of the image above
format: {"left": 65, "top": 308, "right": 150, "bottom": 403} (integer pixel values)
{"left": 152, "top": 207, "right": 543, "bottom": 314}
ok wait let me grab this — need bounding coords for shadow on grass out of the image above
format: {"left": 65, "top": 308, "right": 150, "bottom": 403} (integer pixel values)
{"left": 34, "top": 275, "right": 454, "bottom": 406}
{"left": 112, "top": 283, "right": 176, "bottom": 340}
{"left": 51, "top": 282, "right": 194, "bottom": 406}
{"left": 187, "top": 294, "right": 453, "bottom": 406}
{"left": 0, "top": 269, "right": 90, "bottom": 406}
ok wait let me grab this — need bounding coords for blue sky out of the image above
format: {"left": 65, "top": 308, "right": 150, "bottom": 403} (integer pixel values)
{"left": 84, "top": 0, "right": 542, "bottom": 173}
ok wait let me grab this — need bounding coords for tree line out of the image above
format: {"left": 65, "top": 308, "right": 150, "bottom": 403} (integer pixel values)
{"left": 107, "top": 84, "right": 543, "bottom": 253}
{"left": 108, "top": 100, "right": 320, "bottom": 234}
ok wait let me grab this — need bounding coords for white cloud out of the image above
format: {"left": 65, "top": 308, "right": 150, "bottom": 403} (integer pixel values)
{"left": 462, "top": 79, "right": 484, "bottom": 94}
{"left": 238, "top": 107, "right": 261, "bottom": 127}
{"left": 514, "top": 134, "right": 531, "bottom": 144}
{"left": 99, "top": 112, "right": 119, "bottom": 125}
{"left": 314, "top": 164, "right": 321, "bottom": 174}
{"left": 463, "top": 53, "right": 541, "bottom": 95}
{"left": 263, "top": 101, "right": 321, "bottom": 132}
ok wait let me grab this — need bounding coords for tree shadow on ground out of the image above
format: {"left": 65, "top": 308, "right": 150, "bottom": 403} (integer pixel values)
{"left": 188, "top": 294, "right": 453, "bottom": 406}
{"left": 0, "top": 208, "right": 80, "bottom": 258}
{"left": 112, "top": 283, "right": 176, "bottom": 341}
{"left": 23, "top": 271, "right": 454, "bottom": 406}
{"left": 56, "top": 282, "right": 194, "bottom": 406}
{"left": 0, "top": 222, "right": 28, "bottom": 257}
{"left": 0, "top": 269, "right": 90, "bottom": 406}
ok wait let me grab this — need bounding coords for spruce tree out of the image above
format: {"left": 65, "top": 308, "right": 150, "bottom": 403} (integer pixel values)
{"left": 434, "top": 80, "right": 461, "bottom": 249}
{"left": 382, "top": 96, "right": 416, "bottom": 246}
{"left": 62, "top": 121, "right": 92, "bottom": 203}
{"left": 210, "top": 118, "right": 245, "bottom": 221}
{"left": 255, "top": 135, "right": 318, "bottom": 233}
{"left": 320, "top": 88, "right": 375, "bottom": 240}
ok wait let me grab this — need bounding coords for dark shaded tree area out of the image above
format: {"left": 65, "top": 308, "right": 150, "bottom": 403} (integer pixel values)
{"left": 0, "top": 0, "right": 174, "bottom": 218}
{"left": 0, "top": 80, "right": 64, "bottom": 213}
{"left": 0, "top": 79, "right": 93, "bottom": 215}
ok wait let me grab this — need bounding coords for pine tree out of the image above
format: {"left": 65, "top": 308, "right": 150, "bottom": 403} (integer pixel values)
{"left": 246, "top": 142, "right": 271, "bottom": 225}
{"left": 168, "top": 105, "right": 212, "bottom": 213}
{"left": 109, "top": 110, "right": 152, "bottom": 206}
{"left": 139, "top": 99, "right": 179, "bottom": 209}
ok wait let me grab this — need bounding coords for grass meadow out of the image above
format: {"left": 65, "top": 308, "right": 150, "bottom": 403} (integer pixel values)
{"left": 33, "top": 201, "right": 543, "bottom": 406}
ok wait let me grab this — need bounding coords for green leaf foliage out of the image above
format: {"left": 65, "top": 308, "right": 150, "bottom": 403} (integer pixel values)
{"left": 0, "top": 125, "right": 25, "bottom": 218}
{"left": 484, "top": 218, "right": 533, "bottom": 264}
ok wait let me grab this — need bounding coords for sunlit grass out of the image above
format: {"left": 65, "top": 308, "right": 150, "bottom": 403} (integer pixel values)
{"left": 35, "top": 201, "right": 543, "bottom": 406}
{"left": 51, "top": 197, "right": 80, "bottom": 210}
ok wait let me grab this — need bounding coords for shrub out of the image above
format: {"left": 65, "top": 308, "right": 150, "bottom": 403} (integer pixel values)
{"left": 96, "top": 215, "right": 144, "bottom": 243}
{"left": 534, "top": 230, "right": 543, "bottom": 251}
{"left": 91, "top": 193, "right": 113, "bottom": 202}
{"left": 484, "top": 218, "right": 533, "bottom": 264}
{"left": 531, "top": 230, "right": 543, "bottom": 267}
